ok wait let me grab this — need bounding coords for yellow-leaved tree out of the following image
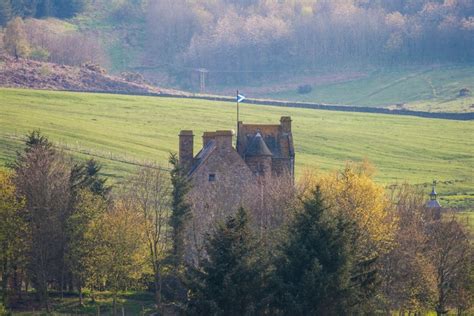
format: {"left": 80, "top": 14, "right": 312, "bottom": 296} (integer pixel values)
{"left": 3, "top": 17, "right": 30, "bottom": 59}
{"left": 298, "top": 161, "right": 397, "bottom": 259}
{"left": 0, "top": 169, "right": 27, "bottom": 308}
{"left": 87, "top": 196, "right": 149, "bottom": 314}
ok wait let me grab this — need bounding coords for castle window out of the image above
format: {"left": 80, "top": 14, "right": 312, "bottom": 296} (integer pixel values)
{"left": 208, "top": 174, "right": 216, "bottom": 182}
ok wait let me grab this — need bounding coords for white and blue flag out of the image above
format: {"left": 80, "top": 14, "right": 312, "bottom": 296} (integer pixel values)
{"left": 237, "top": 93, "right": 246, "bottom": 103}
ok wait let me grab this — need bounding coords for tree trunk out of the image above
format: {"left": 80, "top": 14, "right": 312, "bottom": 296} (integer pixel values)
{"left": 79, "top": 286, "right": 83, "bottom": 307}
{"left": 15, "top": 268, "right": 23, "bottom": 301}
{"left": 113, "top": 291, "right": 117, "bottom": 316}
{"left": 60, "top": 260, "right": 65, "bottom": 300}
{"left": 154, "top": 265, "right": 162, "bottom": 312}
{"left": 1, "top": 270, "right": 9, "bottom": 308}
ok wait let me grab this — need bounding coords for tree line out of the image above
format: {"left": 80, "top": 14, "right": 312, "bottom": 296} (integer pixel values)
{"left": 131, "top": 0, "right": 474, "bottom": 86}
{"left": 1, "top": 16, "right": 107, "bottom": 67}
{"left": 0, "top": 132, "right": 472, "bottom": 315}
{"left": 2, "top": 1, "right": 473, "bottom": 88}
{"left": 0, "top": 0, "right": 89, "bottom": 26}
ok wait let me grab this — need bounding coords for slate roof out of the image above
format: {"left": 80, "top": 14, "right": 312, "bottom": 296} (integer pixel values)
{"left": 426, "top": 185, "right": 441, "bottom": 208}
{"left": 188, "top": 140, "right": 216, "bottom": 176}
{"left": 245, "top": 133, "right": 273, "bottom": 157}
{"left": 426, "top": 199, "right": 441, "bottom": 208}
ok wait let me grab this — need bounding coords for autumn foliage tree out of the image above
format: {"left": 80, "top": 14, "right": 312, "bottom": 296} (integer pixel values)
{"left": 379, "top": 184, "right": 437, "bottom": 313}
{"left": 3, "top": 17, "right": 30, "bottom": 59}
{"left": 65, "top": 189, "right": 107, "bottom": 306}
{"left": 128, "top": 165, "right": 171, "bottom": 310}
{"left": 299, "top": 162, "right": 396, "bottom": 260}
{"left": 0, "top": 169, "right": 26, "bottom": 308}
{"left": 86, "top": 196, "right": 148, "bottom": 314}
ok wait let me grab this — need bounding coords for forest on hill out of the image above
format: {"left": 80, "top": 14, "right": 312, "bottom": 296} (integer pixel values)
{"left": 1, "top": 0, "right": 473, "bottom": 91}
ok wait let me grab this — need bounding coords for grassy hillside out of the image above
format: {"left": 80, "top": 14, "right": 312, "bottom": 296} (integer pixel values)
{"left": 0, "top": 88, "right": 472, "bottom": 208}
{"left": 264, "top": 65, "right": 474, "bottom": 113}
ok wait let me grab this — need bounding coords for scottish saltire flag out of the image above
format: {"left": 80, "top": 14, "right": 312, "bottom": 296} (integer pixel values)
{"left": 237, "top": 93, "right": 246, "bottom": 103}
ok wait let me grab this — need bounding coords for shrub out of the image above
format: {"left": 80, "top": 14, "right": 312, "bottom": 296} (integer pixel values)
{"left": 297, "top": 84, "right": 312, "bottom": 94}
{"left": 459, "top": 88, "right": 471, "bottom": 97}
{"left": 30, "top": 47, "right": 50, "bottom": 61}
{"left": 38, "top": 65, "right": 52, "bottom": 76}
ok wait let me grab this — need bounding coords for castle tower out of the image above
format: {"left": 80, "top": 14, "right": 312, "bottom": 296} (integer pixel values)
{"left": 244, "top": 132, "right": 273, "bottom": 176}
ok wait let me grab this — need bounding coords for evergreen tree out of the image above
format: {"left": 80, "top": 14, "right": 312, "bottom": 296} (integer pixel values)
{"left": 52, "top": 0, "right": 88, "bottom": 18}
{"left": 10, "top": 0, "right": 37, "bottom": 18}
{"left": 169, "top": 153, "right": 191, "bottom": 268}
{"left": 0, "top": 0, "right": 12, "bottom": 26}
{"left": 70, "top": 159, "right": 109, "bottom": 198}
{"left": 35, "top": 0, "right": 54, "bottom": 18}
{"left": 271, "top": 187, "right": 356, "bottom": 315}
{"left": 187, "top": 207, "right": 265, "bottom": 316}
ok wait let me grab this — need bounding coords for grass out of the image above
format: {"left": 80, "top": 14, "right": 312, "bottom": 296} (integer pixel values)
{"left": 267, "top": 64, "right": 474, "bottom": 112}
{"left": 10, "top": 291, "right": 156, "bottom": 315}
{"left": 457, "top": 211, "right": 474, "bottom": 234}
{"left": 0, "top": 88, "right": 473, "bottom": 207}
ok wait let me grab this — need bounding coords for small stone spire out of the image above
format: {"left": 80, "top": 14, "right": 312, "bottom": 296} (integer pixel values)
{"left": 427, "top": 180, "right": 441, "bottom": 209}
{"left": 430, "top": 180, "right": 437, "bottom": 201}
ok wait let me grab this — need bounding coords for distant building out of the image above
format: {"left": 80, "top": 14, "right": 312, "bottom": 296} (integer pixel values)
{"left": 179, "top": 117, "right": 295, "bottom": 264}
{"left": 178, "top": 116, "right": 295, "bottom": 188}
{"left": 426, "top": 180, "right": 442, "bottom": 220}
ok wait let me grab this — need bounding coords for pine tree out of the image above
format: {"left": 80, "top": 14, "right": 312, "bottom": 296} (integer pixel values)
{"left": 169, "top": 153, "right": 191, "bottom": 269}
{"left": 70, "top": 159, "right": 109, "bottom": 198}
{"left": 35, "top": 0, "right": 54, "bottom": 18}
{"left": 11, "top": 0, "right": 37, "bottom": 18}
{"left": 187, "top": 208, "right": 265, "bottom": 316}
{"left": 271, "top": 187, "right": 356, "bottom": 315}
{"left": 52, "top": 0, "right": 88, "bottom": 18}
{"left": 0, "top": 0, "right": 12, "bottom": 27}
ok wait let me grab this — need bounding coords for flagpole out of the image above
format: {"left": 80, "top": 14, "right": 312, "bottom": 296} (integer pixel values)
{"left": 236, "top": 89, "right": 239, "bottom": 150}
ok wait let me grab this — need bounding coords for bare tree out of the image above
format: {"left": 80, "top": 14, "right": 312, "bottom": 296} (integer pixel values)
{"left": 127, "top": 165, "right": 171, "bottom": 310}
{"left": 186, "top": 173, "right": 297, "bottom": 266}
{"left": 427, "top": 214, "right": 473, "bottom": 316}
{"left": 380, "top": 183, "right": 437, "bottom": 314}
{"left": 14, "top": 142, "right": 71, "bottom": 311}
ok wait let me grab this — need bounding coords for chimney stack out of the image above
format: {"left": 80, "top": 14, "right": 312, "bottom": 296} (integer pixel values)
{"left": 202, "top": 132, "right": 215, "bottom": 147}
{"left": 214, "top": 130, "right": 233, "bottom": 150}
{"left": 179, "top": 130, "right": 194, "bottom": 172}
{"left": 280, "top": 116, "right": 292, "bottom": 134}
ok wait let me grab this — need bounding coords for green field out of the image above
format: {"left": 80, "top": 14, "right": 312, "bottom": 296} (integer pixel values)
{"left": 267, "top": 65, "right": 474, "bottom": 113}
{"left": 0, "top": 88, "right": 473, "bottom": 208}
{"left": 8, "top": 291, "right": 156, "bottom": 315}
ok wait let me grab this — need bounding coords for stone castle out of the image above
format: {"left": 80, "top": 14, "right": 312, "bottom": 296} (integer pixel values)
{"left": 178, "top": 116, "right": 295, "bottom": 186}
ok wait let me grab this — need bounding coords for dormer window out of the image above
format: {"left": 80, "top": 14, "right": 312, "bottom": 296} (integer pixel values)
{"left": 209, "top": 174, "right": 216, "bottom": 182}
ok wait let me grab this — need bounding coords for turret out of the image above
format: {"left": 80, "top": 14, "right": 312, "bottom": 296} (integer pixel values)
{"left": 245, "top": 132, "right": 273, "bottom": 176}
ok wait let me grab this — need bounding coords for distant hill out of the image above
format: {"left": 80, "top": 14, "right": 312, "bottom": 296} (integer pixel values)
{"left": 0, "top": 55, "right": 188, "bottom": 95}
{"left": 242, "top": 65, "right": 474, "bottom": 113}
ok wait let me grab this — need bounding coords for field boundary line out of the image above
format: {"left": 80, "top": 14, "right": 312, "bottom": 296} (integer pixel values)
{"left": 29, "top": 88, "right": 474, "bottom": 121}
